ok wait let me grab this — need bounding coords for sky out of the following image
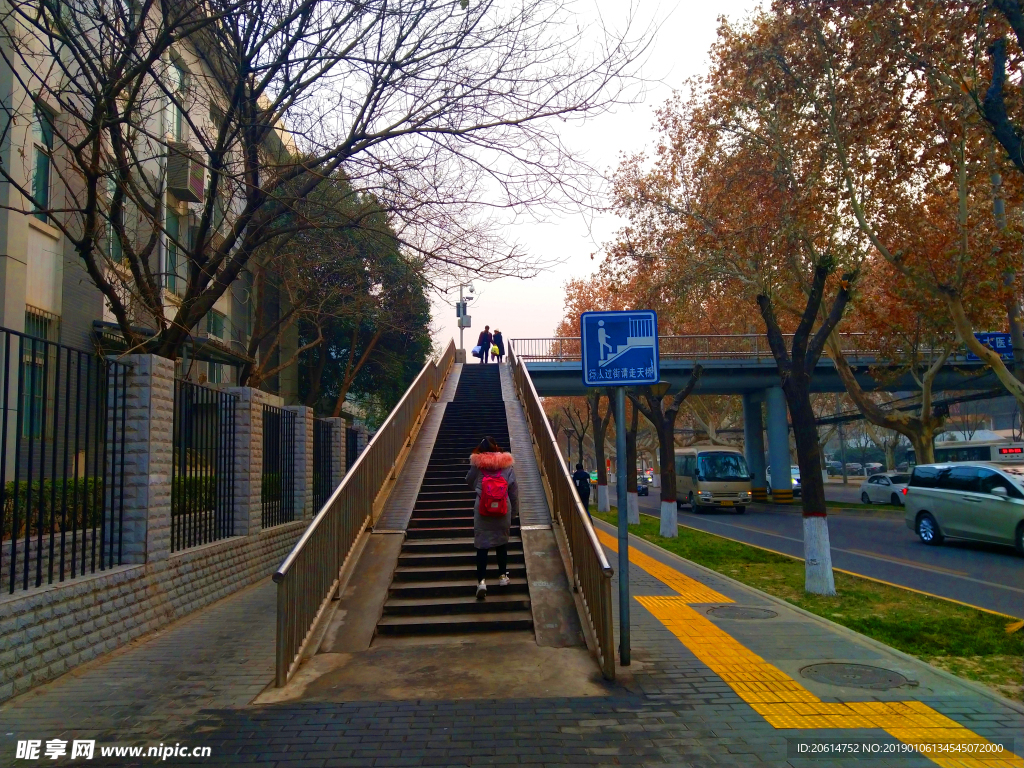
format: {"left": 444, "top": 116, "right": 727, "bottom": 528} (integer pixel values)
{"left": 430, "top": 0, "right": 759, "bottom": 352}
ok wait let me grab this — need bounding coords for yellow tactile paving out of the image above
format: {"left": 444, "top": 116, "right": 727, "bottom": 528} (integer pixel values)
{"left": 596, "top": 527, "right": 1022, "bottom": 768}
{"left": 595, "top": 528, "right": 733, "bottom": 604}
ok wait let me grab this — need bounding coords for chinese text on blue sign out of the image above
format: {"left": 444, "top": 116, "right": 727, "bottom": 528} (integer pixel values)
{"left": 580, "top": 310, "right": 660, "bottom": 387}
{"left": 968, "top": 332, "right": 1014, "bottom": 362}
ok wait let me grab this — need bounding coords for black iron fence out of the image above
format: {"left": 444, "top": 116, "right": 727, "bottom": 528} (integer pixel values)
{"left": 171, "top": 380, "right": 238, "bottom": 551}
{"left": 1, "top": 328, "right": 128, "bottom": 594}
{"left": 312, "top": 418, "right": 333, "bottom": 511}
{"left": 262, "top": 405, "right": 295, "bottom": 528}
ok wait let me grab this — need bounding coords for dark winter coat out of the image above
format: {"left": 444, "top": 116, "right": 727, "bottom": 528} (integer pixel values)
{"left": 477, "top": 330, "right": 492, "bottom": 349}
{"left": 466, "top": 451, "right": 519, "bottom": 549}
{"left": 492, "top": 332, "right": 505, "bottom": 355}
{"left": 572, "top": 468, "right": 591, "bottom": 500}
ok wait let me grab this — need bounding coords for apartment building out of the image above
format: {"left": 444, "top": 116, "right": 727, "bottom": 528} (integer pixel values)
{"left": 0, "top": 16, "right": 298, "bottom": 397}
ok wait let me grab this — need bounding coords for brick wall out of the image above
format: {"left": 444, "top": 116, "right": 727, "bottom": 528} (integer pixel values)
{"left": 0, "top": 520, "right": 305, "bottom": 702}
{"left": 0, "top": 354, "right": 313, "bottom": 704}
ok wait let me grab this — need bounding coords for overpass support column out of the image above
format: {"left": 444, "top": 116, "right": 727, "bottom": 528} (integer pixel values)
{"left": 765, "top": 386, "right": 793, "bottom": 504}
{"left": 742, "top": 392, "right": 767, "bottom": 503}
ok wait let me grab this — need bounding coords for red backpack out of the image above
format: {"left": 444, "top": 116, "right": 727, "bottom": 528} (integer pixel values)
{"left": 480, "top": 470, "right": 509, "bottom": 516}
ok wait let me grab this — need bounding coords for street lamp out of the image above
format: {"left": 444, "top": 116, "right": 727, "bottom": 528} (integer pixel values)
{"left": 454, "top": 282, "right": 475, "bottom": 351}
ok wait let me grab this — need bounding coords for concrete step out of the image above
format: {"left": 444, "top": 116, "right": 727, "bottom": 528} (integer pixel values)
{"left": 405, "top": 526, "right": 474, "bottom": 539}
{"left": 400, "top": 537, "right": 521, "bottom": 553}
{"left": 376, "top": 611, "right": 534, "bottom": 636}
{"left": 393, "top": 563, "right": 527, "bottom": 582}
{"left": 382, "top": 593, "right": 531, "bottom": 617}
{"left": 387, "top": 577, "right": 529, "bottom": 599}
{"left": 398, "top": 550, "right": 525, "bottom": 567}
{"left": 407, "top": 512, "right": 475, "bottom": 524}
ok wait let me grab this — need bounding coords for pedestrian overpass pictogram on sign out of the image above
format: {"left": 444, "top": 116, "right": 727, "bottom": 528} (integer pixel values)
{"left": 580, "top": 310, "right": 660, "bottom": 387}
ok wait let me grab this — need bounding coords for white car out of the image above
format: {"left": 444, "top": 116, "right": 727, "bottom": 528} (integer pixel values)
{"left": 766, "top": 465, "right": 802, "bottom": 497}
{"left": 859, "top": 472, "right": 911, "bottom": 506}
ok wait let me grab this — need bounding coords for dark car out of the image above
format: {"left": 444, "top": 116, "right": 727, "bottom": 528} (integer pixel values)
{"left": 637, "top": 477, "right": 649, "bottom": 496}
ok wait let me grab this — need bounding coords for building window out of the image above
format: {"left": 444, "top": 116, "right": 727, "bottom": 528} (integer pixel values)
{"left": 167, "top": 61, "right": 187, "bottom": 142}
{"left": 165, "top": 209, "right": 187, "bottom": 294}
{"left": 22, "top": 307, "right": 59, "bottom": 439}
{"left": 107, "top": 177, "right": 123, "bottom": 262}
{"left": 205, "top": 309, "right": 225, "bottom": 339}
{"left": 207, "top": 362, "right": 222, "bottom": 384}
{"left": 31, "top": 108, "right": 53, "bottom": 222}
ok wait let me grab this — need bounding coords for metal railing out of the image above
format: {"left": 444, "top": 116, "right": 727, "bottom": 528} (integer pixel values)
{"left": 171, "top": 380, "right": 237, "bottom": 552}
{"left": 510, "top": 333, "right": 884, "bottom": 363}
{"left": 262, "top": 405, "right": 296, "bottom": 529}
{"left": 312, "top": 417, "right": 333, "bottom": 511}
{"left": 273, "top": 340, "right": 456, "bottom": 686}
{"left": 1, "top": 328, "right": 128, "bottom": 594}
{"left": 508, "top": 343, "right": 616, "bottom": 680}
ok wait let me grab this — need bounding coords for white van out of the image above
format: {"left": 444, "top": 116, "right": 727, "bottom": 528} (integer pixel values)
{"left": 674, "top": 447, "right": 753, "bottom": 513}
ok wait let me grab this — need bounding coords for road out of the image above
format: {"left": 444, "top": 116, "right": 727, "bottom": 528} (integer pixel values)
{"left": 635, "top": 493, "right": 1024, "bottom": 618}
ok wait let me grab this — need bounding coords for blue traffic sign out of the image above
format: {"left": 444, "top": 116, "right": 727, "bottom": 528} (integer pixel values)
{"left": 580, "top": 310, "right": 660, "bottom": 387}
{"left": 969, "top": 332, "right": 1014, "bottom": 361}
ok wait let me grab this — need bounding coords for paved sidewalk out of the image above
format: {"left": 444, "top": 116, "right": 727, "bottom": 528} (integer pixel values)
{"left": 1, "top": 521, "right": 1021, "bottom": 767}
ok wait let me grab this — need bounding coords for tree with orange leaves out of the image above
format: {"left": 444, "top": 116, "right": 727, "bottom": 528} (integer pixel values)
{"left": 779, "top": 2, "right": 1024, "bottom": 408}
{"left": 608, "top": 10, "right": 863, "bottom": 594}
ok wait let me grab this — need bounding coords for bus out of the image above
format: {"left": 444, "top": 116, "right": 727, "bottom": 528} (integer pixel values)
{"left": 907, "top": 439, "right": 1024, "bottom": 466}
{"left": 674, "top": 446, "right": 753, "bottom": 513}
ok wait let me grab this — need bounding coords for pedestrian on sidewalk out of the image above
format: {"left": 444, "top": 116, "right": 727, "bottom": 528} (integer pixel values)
{"left": 492, "top": 329, "right": 505, "bottom": 362}
{"left": 466, "top": 436, "right": 519, "bottom": 599}
{"left": 572, "top": 463, "right": 592, "bottom": 518}
{"left": 476, "top": 326, "right": 493, "bottom": 363}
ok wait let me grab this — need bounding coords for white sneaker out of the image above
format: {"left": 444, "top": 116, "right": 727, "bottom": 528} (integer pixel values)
{"left": 476, "top": 580, "right": 487, "bottom": 599}
{"left": 498, "top": 573, "right": 511, "bottom": 587}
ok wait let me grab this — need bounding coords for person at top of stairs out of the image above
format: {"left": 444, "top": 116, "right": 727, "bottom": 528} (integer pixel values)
{"left": 466, "top": 436, "right": 519, "bottom": 600}
{"left": 476, "top": 327, "right": 493, "bottom": 363}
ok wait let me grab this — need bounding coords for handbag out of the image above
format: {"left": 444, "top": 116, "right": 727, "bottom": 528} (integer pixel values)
{"left": 471, "top": 345, "right": 482, "bottom": 358}
{"left": 491, "top": 344, "right": 500, "bottom": 356}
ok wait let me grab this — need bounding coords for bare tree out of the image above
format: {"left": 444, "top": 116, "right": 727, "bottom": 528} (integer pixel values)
{"left": 629, "top": 367, "right": 702, "bottom": 537}
{"left": 0, "top": 0, "right": 649, "bottom": 357}
{"left": 562, "top": 398, "right": 592, "bottom": 466}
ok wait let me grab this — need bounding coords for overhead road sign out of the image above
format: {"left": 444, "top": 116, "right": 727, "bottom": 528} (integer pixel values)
{"left": 969, "top": 332, "right": 1014, "bottom": 362}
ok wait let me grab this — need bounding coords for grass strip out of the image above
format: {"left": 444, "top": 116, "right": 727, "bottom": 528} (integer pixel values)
{"left": 593, "top": 509, "right": 1023, "bottom": 702}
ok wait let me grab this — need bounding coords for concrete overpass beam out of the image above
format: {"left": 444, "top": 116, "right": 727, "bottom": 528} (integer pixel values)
{"left": 742, "top": 393, "right": 767, "bottom": 503}
{"left": 765, "top": 386, "right": 793, "bottom": 503}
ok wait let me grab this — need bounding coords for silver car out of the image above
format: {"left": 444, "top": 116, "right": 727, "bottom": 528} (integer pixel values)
{"left": 904, "top": 462, "right": 1024, "bottom": 554}
{"left": 859, "top": 472, "right": 910, "bottom": 506}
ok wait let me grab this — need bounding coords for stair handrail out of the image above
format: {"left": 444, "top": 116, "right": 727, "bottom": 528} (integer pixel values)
{"left": 273, "top": 339, "right": 457, "bottom": 686}
{"left": 508, "top": 343, "right": 616, "bottom": 680}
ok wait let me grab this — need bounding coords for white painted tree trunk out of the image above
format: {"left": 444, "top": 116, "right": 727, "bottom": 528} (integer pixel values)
{"left": 652, "top": 473, "right": 661, "bottom": 488}
{"left": 597, "top": 484, "right": 610, "bottom": 512}
{"left": 659, "top": 500, "right": 677, "bottom": 537}
{"left": 627, "top": 492, "right": 639, "bottom": 524}
{"left": 803, "top": 516, "right": 836, "bottom": 595}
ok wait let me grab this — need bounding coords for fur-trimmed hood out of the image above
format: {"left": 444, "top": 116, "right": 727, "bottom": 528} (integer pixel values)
{"left": 470, "top": 452, "right": 514, "bottom": 471}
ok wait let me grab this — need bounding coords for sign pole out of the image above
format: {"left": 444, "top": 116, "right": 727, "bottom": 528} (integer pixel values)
{"left": 579, "top": 309, "right": 658, "bottom": 670}
{"left": 615, "top": 386, "right": 630, "bottom": 666}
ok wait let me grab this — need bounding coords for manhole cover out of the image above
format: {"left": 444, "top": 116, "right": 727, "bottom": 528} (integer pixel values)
{"left": 800, "top": 663, "right": 909, "bottom": 690}
{"left": 706, "top": 606, "right": 778, "bottom": 620}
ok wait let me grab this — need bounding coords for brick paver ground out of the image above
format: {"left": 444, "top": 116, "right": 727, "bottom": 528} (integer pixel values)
{"left": 1, "top": 525, "right": 1021, "bottom": 768}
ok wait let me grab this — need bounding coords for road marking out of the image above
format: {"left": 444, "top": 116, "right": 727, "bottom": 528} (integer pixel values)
{"left": 597, "top": 527, "right": 1022, "bottom": 767}
{"left": 844, "top": 548, "right": 968, "bottom": 576}
{"left": 666, "top": 512, "right": 1024, "bottom": 596}
{"left": 635, "top": 510, "right": 1022, "bottom": 619}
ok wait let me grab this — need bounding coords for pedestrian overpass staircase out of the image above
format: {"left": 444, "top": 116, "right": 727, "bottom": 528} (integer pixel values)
{"left": 378, "top": 364, "right": 532, "bottom": 635}
{"left": 273, "top": 343, "right": 615, "bottom": 688}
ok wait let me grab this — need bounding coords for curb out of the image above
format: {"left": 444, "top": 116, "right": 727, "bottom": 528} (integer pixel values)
{"left": 592, "top": 517, "right": 1024, "bottom": 717}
